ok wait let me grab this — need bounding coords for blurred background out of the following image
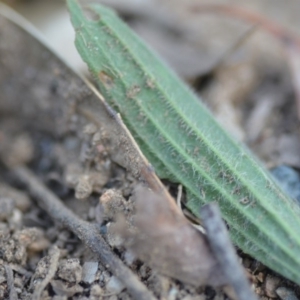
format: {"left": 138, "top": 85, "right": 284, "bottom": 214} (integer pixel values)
{"left": 2, "top": 0, "right": 300, "bottom": 169}
{"left": 3, "top": 0, "right": 300, "bottom": 75}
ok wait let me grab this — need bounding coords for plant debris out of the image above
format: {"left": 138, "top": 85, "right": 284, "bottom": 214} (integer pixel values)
{"left": 111, "top": 186, "right": 228, "bottom": 287}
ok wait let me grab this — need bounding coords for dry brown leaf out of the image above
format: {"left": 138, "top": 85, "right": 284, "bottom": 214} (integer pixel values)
{"left": 115, "top": 186, "right": 228, "bottom": 287}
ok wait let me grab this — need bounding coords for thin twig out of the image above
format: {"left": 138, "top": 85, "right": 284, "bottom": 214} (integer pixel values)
{"left": 11, "top": 166, "right": 156, "bottom": 300}
{"left": 200, "top": 203, "right": 257, "bottom": 300}
{"left": 4, "top": 265, "right": 17, "bottom": 300}
{"left": 32, "top": 246, "right": 60, "bottom": 300}
{"left": 9, "top": 264, "right": 33, "bottom": 278}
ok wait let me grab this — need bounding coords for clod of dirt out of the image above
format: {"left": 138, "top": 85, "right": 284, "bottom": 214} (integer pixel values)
{"left": 0, "top": 133, "right": 34, "bottom": 167}
{"left": 83, "top": 123, "right": 98, "bottom": 136}
{"left": 64, "top": 164, "right": 83, "bottom": 187}
{"left": 75, "top": 175, "right": 93, "bottom": 200}
{"left": 51, "top": 279, "right": 83, "bottom": 297}
{"left": 71, "top": 166, "right": 110, "bottom": 200}
{"left": 88, "top": 170, "right": 111, "bottom": 191}
{"left": 105, "top": 222, "right": 124, "bottom": 248}
{"left": 98, "top": 189, "right": 128, "bottom": 221}
{"left": 265, "top": 274, "right": 281, "bottom": 298}
{"left": 57, "top": 258, "right": 82, "bottom": 283}
{"left": 98, "top": 189, "right": 136, "bottom": 249}
{"left": 0, "top": 228, "right": 44, "bottom": 265}
{"left": 90, "top": 284, "right": 103, "bottom": 299}
{"left": 0, "top": 183, "right": 31, "bottom": 212}
{"left": 144, "top": 272, "right": 173, "bottom": 299}
{"left": 16, "top": 228, "right": 49, "bottom": 252}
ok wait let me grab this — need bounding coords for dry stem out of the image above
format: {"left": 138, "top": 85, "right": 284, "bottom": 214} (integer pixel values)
{"left": 4, "top": 265, "right": 17, "bottom": 300}
{"left": 200, "top": 203, "right": 257, "bottom": 300}
{"left": 32, "top": 246, "right": 60, "bottom": 300}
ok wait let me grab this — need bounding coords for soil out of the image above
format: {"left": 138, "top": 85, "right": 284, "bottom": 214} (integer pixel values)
{"left": 1, "top": 1, "right": 300, "bottom": 300}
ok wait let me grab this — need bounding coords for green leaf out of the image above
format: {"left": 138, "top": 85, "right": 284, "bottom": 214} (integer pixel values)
{"left": 67, "top": 0, "right": 300, "bottom": 284}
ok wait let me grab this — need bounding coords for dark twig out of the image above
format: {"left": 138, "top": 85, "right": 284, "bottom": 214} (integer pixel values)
{"left": 11, "top": 166, "right": 156, "bottom": 300}
{"left": 4, "top": 264, "right": 17, "bottom": 300}
{"left": 200, "top": 203, "right": 258, "bottom": 300}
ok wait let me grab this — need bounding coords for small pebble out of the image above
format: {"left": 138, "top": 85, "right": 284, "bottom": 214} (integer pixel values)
{"left": 83, "top": 123, "right": 97, "bottom": 135}
{"left": 276, "top": 287, "right": 299, "bottom": 300}
{"left": 99, "top": 189, "right": 126, "bottom": 221}
{"left": 106, "top": 223, "right": 123, "bottom": 248}
{"left": 265, "top": 275, "right": 281, "bottom": 298}
{"left": 4, "top": 134, "right": 34, "bottom": 167}
{"left": 92, "top": 132, "right": 102, "bottom": 145}
{"left": 168, "top": 287, "right": 179, "bottom": 300}
{"left": 9, "top": 209, "right": 23, "bottom": 229}
{"left": 139, "top": 264, "right": 150, "bottom": 279}
{"left": 257, "top": 272, "right": 264, "bottom": 283}
{"left": 14, "top": 276, "right": 24, "bottom": 290}
{"left": 82, "top": 261, "right": 98, "bottom": 284}
{"left": 75, "top": 175, "right": 93, "bottom": 200}
{"left": 106, "top": 276, "right": 125, "bottom": 294}
{"left": 124, "top": 250, "right": 136, "bottom": 266}
{"left": 90, "top": 284, "right": 103, "bottom": 298}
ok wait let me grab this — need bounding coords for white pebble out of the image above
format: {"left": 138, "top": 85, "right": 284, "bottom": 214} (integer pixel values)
{"left": 82, "top": 261, "right": 99, "bottom": 284}
{"left": 276, "top": 287, "right": 299, "bottom": 300}
{"left": 106, "top": 276, "right": 125, "bottom": 294}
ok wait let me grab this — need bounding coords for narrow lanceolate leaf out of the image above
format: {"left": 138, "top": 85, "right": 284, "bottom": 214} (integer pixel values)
{"left": 68, "top": 0, "right": 300, "bottom": 284}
